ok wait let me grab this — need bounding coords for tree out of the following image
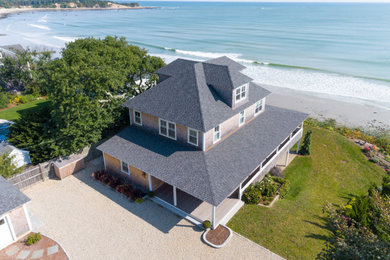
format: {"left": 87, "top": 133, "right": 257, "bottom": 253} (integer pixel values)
{"left": 0, "top": 91, "right": 9, "bottom": 109}
{"left": 0, "top": 151, "right": 23, "bottom": 178}
{"left": 299, "top": 130, "right": 312, "bottom": 155}
{"left": 9, "top": 36, "right": 164, "bottom": 163}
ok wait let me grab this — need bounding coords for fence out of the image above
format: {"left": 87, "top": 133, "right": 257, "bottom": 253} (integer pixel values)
{"left": 7, "top": 144, "right": 103, "bottom": 190}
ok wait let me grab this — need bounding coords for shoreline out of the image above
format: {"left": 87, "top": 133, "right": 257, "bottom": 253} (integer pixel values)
{"left": 265, "top": 86, "right": 390, "bottom": 131}
{"left": 0, "top": 5, "right": 155, "bottom": 19}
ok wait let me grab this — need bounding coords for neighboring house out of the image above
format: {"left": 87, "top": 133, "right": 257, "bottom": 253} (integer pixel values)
{"left": 0, "top": 143, "right": 32, "bottom": 168}
{"left": 0, "top": 176, "right": 32, "bottom": 250}
{"left": 98, "top": 56, "right": 308, "bottom": 228}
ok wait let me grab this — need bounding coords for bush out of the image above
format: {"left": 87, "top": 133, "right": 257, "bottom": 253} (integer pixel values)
{"left": 147, "top": 191, "right": 155, "bottom": 198}
{"left": 242, "top": 184, "right": 262, "bottom": 204}
{"left": 135, "top": 198, "right": 143, "bottom": 203}
{"left": 18, "top": 94, "right": 37, "bottom": 104}
{"left": 270, "top": 166, "right": 283, "bottom": 177}
{"left": 203, "top": 220, "right": 211, "bottom": 229}
{"left": 26, "top": 232, "right": 41, "bottom": 245}
{"left": 369, "top": 157, "right": 379, "bottom": 163}
{"left": 273, "top": 177, "right": 290, "bottom": 198}
{"left": 299, "top": 130, "right": 312, "bottom": 156}
{"left": 0, "top": 92, "right": 9, "bottom": 109}
{"left": 256, "top": 174, "right": 277, "bottom": 197}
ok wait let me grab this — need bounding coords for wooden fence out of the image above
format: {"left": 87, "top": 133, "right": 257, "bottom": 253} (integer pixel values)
{"left": 7, "top": 165, "right": 44, "bottom": 190}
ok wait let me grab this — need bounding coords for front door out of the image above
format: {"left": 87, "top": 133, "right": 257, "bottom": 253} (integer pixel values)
{"left": 0, "top": 216, "right": 14, "bottom": 250}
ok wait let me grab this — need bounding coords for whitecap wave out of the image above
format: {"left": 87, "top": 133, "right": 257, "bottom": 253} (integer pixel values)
{"left": 29, "top": 24, "right": 50, "bottom": 30}
{"left": 53, "top": 36, "right": 77, "bottom": 42}
{"left": 38, "top": 14, "right": 48, "bottom": 23}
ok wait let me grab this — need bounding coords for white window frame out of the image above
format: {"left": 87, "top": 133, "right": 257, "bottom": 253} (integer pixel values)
{"left": 159, "top": 118, "right": 177, "bottom": 140}
{"left": 255, "top": 98, "right": 265, "bottom": 115}
{"left": 239, "top": 110, "right": 245, "bottom": 127}
{"left": 133, "top": 110, "right": 142, "bottom": 126}
{"left": 213, "top": 125, "right": 221, "bottom": 144}
{"left": 235, "top": 84, "right": 248, "bottom": 103}
{"left": 121, "top": 160, "right": 130, "bottom": 175}
{"left": 187, "top": 127, "right": 198, "bottom": 146}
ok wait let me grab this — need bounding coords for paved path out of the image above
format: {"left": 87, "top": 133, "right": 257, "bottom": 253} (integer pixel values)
{"left": 23, "top": 158, "right": 283, "bottom": 260}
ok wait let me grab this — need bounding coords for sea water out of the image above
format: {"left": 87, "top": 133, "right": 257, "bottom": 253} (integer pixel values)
{"left": 0, "top": 1, "right": 389, "bottom": 108}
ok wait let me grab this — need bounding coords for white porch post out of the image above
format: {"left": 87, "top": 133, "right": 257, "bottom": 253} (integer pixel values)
{"left": 103, "top": 154, "right": 107, "bottom": 171}
{"left": 239, "top": 184, "right": 243, "bottom": 200}
{"left": 173, "top": 186, "right": 177, "bottom": 206}
{"left": 211, "top": 205, "right": 216, "bottom": 229}
{"left": 296, "top": 140, "right": 301, "bottom": 154}
{"left": 285, "top": 150, "right": 289, "bottom": 166}
{"left": 148, "top": 174, "right": 152, "bottom": 191}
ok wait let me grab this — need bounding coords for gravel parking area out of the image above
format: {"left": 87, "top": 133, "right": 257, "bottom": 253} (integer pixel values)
{"left": 23, "top": 158, "right": 283, "bottom": 260}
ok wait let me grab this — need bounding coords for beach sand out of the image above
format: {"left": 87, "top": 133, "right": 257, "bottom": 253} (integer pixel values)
{"left": 265, "top": 86, "right": 390, "bottom": 130}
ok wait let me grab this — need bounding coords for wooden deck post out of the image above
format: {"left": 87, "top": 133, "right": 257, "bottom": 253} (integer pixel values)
{"left": 285, "top": 150, "right": 289, "bottom": 166}
{"left": 211, "top": 205, "right": 216, "bottom": 229}
{"left": 173, "top": 186, "right": 177, "bottom": 206}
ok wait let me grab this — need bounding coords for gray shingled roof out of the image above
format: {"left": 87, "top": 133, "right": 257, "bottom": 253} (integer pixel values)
{"left": 124, "top": 57, "right": 270, "bottom": 131}
{"left": 98, "top": 105, "right": 308, "bottom": 206}
{"left": 0, "top": 176, "right": 30, "bottom": 215}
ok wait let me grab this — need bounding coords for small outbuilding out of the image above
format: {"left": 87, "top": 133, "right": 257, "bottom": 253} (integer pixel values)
{"left": 0, "top": 176, "right": 32, "bottom": 250}
{"left": 0, "top": 143, "right": 31, "bottom": 168}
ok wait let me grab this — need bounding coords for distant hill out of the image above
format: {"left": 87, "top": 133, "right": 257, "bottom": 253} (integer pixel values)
{"left": 0, "top": 0, "right": 139, "bottom": 8}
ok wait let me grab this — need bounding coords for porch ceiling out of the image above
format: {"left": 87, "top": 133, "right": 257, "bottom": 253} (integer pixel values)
{"left": 97, "top": 105, "right": 308, "bottom": 207}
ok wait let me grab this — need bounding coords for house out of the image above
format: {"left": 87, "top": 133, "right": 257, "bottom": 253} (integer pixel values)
{"left": 0, "top": 143, "right": 32, "bottom": 168}
{"left": 0, "top": 44, "right": 25, "bottom": 66}
{"left": 98, "top": 56, "right": 308, "bottom": 228}
{"left": 0, "top": 176, "right": 32, "bottom": 250}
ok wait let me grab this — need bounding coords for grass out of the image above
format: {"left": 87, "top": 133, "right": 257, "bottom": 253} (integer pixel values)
{"left": 0, "top": 99, "right": 50, "bottom": 121}
{"left": 227, "top": 126, "right": 386, "bottom": 259}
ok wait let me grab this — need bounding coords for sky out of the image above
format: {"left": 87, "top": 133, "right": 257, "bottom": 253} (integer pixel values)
{"left": 138, "top": 0, "right": 390, "bottom": 2}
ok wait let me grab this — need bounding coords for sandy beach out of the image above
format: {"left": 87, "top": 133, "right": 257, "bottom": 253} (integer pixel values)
{"left": 0, "top": 4, "right": 154, "bottom": 19}
{"left": 265, "top": 86, "right": 390, "bottom": 131}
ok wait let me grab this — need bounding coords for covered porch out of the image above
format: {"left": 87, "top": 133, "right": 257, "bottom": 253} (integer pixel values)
{"left": 153, "top": 182, "right": 243, "bottom": 228}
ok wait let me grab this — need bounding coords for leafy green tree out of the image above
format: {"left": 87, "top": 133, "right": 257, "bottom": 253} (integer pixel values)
{"left": 0, "top": 151, "right": 23, "bottom": 178}
{"left": 0, "top": 91, "right": 9, "bottom": 109}
{"left": 299, "top": 130, "right": 312, "bottom": 156}
{"left": 9, "top": 36, "right": 164, "bottom": 163}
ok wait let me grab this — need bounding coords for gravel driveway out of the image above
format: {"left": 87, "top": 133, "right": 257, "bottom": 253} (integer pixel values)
{"left": 23, "top": 158, "right": 283, "bottom": 260}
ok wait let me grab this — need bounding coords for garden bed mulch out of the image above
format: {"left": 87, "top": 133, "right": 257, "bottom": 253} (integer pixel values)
{"left": 202, "top": 225, "right": 233, "bottom": 248}
{"left": 0, "top": 233, "right": 68, "bottom": 260}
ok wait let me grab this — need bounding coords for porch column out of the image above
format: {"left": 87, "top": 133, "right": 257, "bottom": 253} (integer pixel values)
{"left": 296, "top": 140, "right": 301, "bottom": 154}
{"left": 173, "top": 186, "right": 177, "bottom": 207}
{"left": 239, "top": 184, "right": 243, "bottom": 200}
{"left": 103, "top": 155, "right": 107, "bottom": 171}
{"left": 211, "top": 205, "right": 216, "bottom": 229}
{"left": 285, "top": 150, "right": 289, "bottom": 166}
{"left": 148, "top": 174, "right": 152, "bottom": 191}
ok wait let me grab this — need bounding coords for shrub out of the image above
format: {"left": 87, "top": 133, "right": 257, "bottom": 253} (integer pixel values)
{"left": 26, "top": 232, "right": 41, "bottom": 245}
{"left": 0, "top": 92, "right": 9, "bottom": 109}
{"left": 203, "top": 220, "right": 211, "bottom": 229}
{"left": 299, "top": 130, "right": 312, "bottom": 156}
{"left": 135, "top": 198, "right": 143, "bottom": 203}
{"left": 18, "top": 94, "right": 37, "bottom": 104}
{"left": 256, "top": 174, "right": 277, "bottom": 197}
{"left": 242, "top": 184, "right": 262, "bottom": 204}
{"left": 147, "top": 191, "right": 155, "bottom": 198}
{"left": 274, "top": 177, "right": 290, "bottom": 198}
{"left": 362, "top": 146, "right": 371, "bottom": 154}
{"left": 369, "top": 157, "right": 379, "bottom": 163}
{"left": 270, "top": 166, "right": 283, "bottom": 177}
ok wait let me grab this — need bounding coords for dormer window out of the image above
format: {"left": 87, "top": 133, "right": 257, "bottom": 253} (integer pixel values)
{"left": 134, "top": 110, "right": 142, "bottom": 125}
{"left": 188, "top": 128, "right": 198, "bottom": 146}
{"left": 213, "top": 125, "right": 221, "bottom": 144}
{"left": 255, "top": 99, "right": 264, "bottom": 115}
{"left": 159, "top": 118, "right": 176, "bottom": 140}
{"left": 235, "top": 84, "right": 247, "bottom": 103}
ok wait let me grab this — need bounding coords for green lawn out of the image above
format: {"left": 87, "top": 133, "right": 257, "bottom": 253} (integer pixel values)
{"left": 0, "top": 99, "right": 50, "bottom": 121}
{"left": 227, "top": 126, "right": 386, "bottom": 259}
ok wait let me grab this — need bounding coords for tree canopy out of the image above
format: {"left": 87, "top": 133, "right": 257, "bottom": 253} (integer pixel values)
{"left": 0, "top": 0, "right": 139, "bottom": 8}
{"left": 0, "top": 151, "right": 23, "bottom": 178}
{"left": 9, "top": 36, "right": 165, "bottom": 164}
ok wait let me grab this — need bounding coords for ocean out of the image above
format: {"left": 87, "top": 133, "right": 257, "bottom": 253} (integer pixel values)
{"left": 1, "top": 1, "right": 390, "bottom": 109}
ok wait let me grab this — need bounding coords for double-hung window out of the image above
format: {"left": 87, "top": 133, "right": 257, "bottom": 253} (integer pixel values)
{"left": 159, "top": 119, "right": 176, "bottom": 140}
{"left": 121, "top": 161, "right": 129, "bottom": 175}
{"left": 239, "top": 111, "right": 245, "bottom": 126}
{"left": 188, "top": 128, "right": 198, "bottom": 146}
{"left": 255, "top": 99, "right": 264, "bottom": 115}
{"left": 235, "top": 84, "right": 247, "bottom": 103}
{"left": 213, "top": 125, "right": 221, "bottom": 143}
{"left": 133, "top": 110, "right": 142, "bottom": 125}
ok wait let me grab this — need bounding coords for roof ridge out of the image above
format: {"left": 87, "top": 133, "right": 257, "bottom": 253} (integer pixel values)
{"left": 201, "top": 152, "right": 218, "bottom": 205}
{"left": 192, "top": 62, "right": 207, "bottom": 131}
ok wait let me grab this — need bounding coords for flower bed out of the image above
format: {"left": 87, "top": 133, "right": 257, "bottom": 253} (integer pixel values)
{"left": 92, "top": 170, "right": 145, "bottom": 201}
{"left": 202, "top": 225, "right": 233, "bottom": 248}
{"left": 242, "top": 174, "right": 290, "bottom": 206}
